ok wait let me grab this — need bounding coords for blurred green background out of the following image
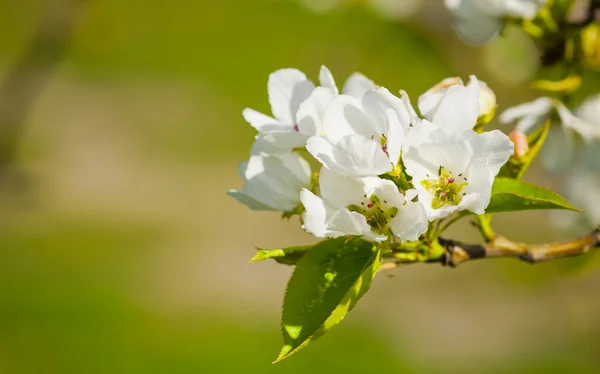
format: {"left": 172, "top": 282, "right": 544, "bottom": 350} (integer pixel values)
{"left": 0, "top": 0, "right": 599, "bottom": 373}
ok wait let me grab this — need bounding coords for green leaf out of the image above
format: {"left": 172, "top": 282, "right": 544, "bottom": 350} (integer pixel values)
{"left": 486, "top": 178, "right": 580, "bottom": 213}
{"left": 499, "top": 121, "right": 550, "bottom": 179}
{"left": 275, "top": 237, "right": 381, "bottom": 362}
{"left": 250, "top": 245, "right": 310, "bottom": 266}
{"left": 531, "top": 76, "right": 581, "bottom": 94}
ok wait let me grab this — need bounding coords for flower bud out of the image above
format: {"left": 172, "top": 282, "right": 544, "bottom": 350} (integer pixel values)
{"left": 476, "top": 82, "right": 497, "bottom": 128}
{"left": 509, "top": 130, "right": 529, "bottom": 159}
{"left": 420, "top": 76, "right": 496, "bottom": 130}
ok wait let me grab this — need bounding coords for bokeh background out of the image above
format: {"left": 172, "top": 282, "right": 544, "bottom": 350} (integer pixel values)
{"left": 1, "top": 0, "right": 599, "bottom": 373}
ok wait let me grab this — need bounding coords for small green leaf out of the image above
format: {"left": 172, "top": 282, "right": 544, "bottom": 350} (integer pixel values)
{"left": 486, "top": 178, "right": 580, "bottom": 213}
{"left": 499, "top": 121, "right": 550, "bottom": 179}
{"left": 250, "top": 245, "right": 310, "bottom": 265}
{"left": 531, "top": 75, "right": 581, "bottom": 94}
{"left": 275, "top": 237, "right": 381, "bottom": 362}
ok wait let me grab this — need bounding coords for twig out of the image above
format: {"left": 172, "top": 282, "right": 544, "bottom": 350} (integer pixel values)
{"left": 381, "top": 227, "right": 600, "bottom": 269}
{"left": 439, "top": 228, "right": 600, "bottom": 267}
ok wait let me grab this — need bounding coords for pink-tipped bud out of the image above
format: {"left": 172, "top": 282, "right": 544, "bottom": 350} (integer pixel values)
{"left": 367, "top": 203, "right": 374, "bottom": 208}
{"left": 509, "top": 130, "right": 529, "bottom": 158}
{"left": 447, "top": 177, "right": 455, "bottom": 183}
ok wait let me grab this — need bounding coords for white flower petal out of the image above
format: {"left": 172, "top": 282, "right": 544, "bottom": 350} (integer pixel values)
{"left": 237, "top": 161, "right": 249, "bottom": 182}
{"left": 277, "top": 153, "right": 312, "bottom": 186}
{"left": 460, "top": 167, "right": 493, "bottom": 214}
{"left": 307, "top": 135, "right": 393, "bottom": 177}
{"left": 385, "top": 109, "right": 405, "bottom": 166}
{"left": 300, "top": 189, "right": 385, "bottom": 240}
{"left": 319, "top": 65, "right": 339, "bottom": 94}
{"left": 246, "top": 154, "right": 309, "bottom": 203}
{"left": 296, "top": 87, "right": 336, "bottom": 137}
{"left": 540, "top": 126, "right": 575, "bottom": 173}
{"left": 389, "top": 200, "right": 428, "bottom": 241}
{"left": 456, "top": 192, "right": 484, "bottom": 215}
{"left": 319, "top": 167, "right": 367, "bottom": 209}
{"left": 446, "top": 0, "right": 546, "bottom": 44}
{"left": 466, "top": 130, "right": 514, "bottom": 176}
{"left": 402, "top": 119, "right": 438, "bottom": 151}
{"left": 268, "top": 68, "right": 315, "bottom": 125}
{"left": 251, "top": 130, "right": 309, "bottom": 155}
{"left": 362, "top": 87, "right": 411, "bottom": 133}
{"left": 499, "top": 97, "right": 553, "bottom": 133}
{"left": 576, "top": 93, "right": 600, "bottom": 127}
{"left": 556, "top": 103, "right": 600, "bottom": 142}
{"left": 418, "top": 77, "right": 463, "bottom": 120}
{"left": 342, "top": 72, "right": 376, "bottom": 99}
{"left": 301, "top": 189, "right": 345, "bottom": 238}
{"left": 399, "top": 90, "right": 421, "bottom": 125}
{"left": 405, "top": 188, "right": 419, "bottom": 201}
{"left": 432, "top": 75, "right": 480, "bottom": 132}
{"left": 455, "top": 16, "right": 502, "bottom": 44}
{"left": 227, "top": 190, "right": 275, "bottom": 211}
{"left": 565, "top": 168, "right": 600, "bottom": 225}
{"left": 322, "top": 95, "right": 380, "bottom": 142}
{"left": 365, "top": 177, "right": 406, "bottom": 207}
{"left": 476, "top": 80, "right": 497, "bottom": 118}
{"left": 242, "top": 108, "right": 283, "bottom": 132}
{"left": 404, "top": 129, "right": 473, "bottom": 178}
{"left": 415, "top": 187, "right": 465, "bottom": 220}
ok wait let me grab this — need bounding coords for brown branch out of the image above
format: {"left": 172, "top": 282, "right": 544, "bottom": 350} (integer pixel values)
{"left": 439, "top": 228, "right": 600, "bottom": 267}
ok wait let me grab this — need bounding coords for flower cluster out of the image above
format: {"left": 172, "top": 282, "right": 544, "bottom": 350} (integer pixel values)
{"left": 229, "top": 67, "right": 514, "bottom": 243}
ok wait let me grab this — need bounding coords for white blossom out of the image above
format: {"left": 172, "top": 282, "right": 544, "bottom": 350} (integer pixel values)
{"left": 554, "top": 94, "right": 600, "bottom": 227}
{"left": 306, "top": 87, "right": 418, "bottom": 177}
{"left": 418, "top": 75, "right": 495, "bottom": 126}
{"left": 577, "top": 93, "right": 600, "bottom": 127}
{"left": 248, "top": 66, "right": 375, "bottom": 155}
{"left": 301, "top": 168, "right": 428, "bottom": 242}
{"left": 499, "top": 96, "right": 554, "bottom": 133}
{"left": 402, "top": 121, "right": 514, "bottom": 220}
{"left": 445, "top": 0, "right": 547, "bottom": 44}
{"left": 500, "top": 97, "right": 600, "bottom": 172}
{"left": 228, "top": 152, "right": 311, "bottom": 212}
{"left": 243, "top": 68, "right": 315, "bottom": 155}
{"left": 293, "top": 66, "right": 375, "bottom": 140}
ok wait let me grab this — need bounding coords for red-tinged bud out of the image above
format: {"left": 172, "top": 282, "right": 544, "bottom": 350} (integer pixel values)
{"left": 509, "top": 130, "right": 529, "bottom": 158}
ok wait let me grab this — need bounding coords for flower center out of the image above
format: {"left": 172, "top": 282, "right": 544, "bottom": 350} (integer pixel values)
{"left": 380, "top": 134, "right": 388, "bottom": 156}
{"left": 420, "top": 167, "right": 468, "bottom": 209}
{"left": 347, "top": 194, "right": 398, "bottom": 235}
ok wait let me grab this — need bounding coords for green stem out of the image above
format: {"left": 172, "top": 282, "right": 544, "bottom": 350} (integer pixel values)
{"left": 436, "top": 213, "right": 467, "bottom": 236}
{"left": 475, "top": 214, "right": 495, "bottom": 242}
